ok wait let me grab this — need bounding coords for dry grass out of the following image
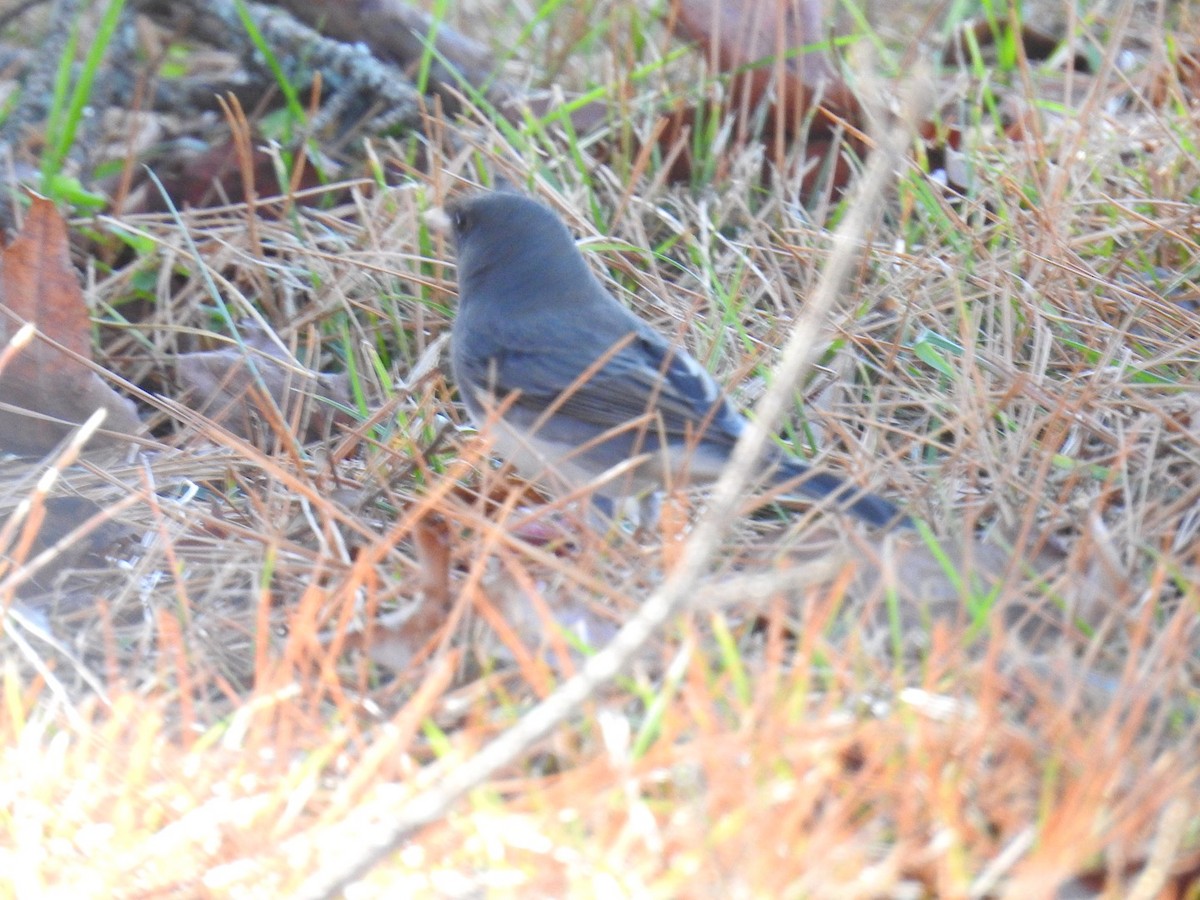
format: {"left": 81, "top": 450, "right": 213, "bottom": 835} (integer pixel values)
{"left": 2, "top": 1, "right": 1199, "bottom": 897}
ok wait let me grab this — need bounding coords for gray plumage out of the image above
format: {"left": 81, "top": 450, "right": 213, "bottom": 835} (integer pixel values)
{"left": 447, "top": 190, "right": 909, "bottom": 529}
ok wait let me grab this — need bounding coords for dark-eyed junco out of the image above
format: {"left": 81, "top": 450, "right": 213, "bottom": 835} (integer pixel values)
{"left": 444, "top": 189, "right": 910, "bottom": 529}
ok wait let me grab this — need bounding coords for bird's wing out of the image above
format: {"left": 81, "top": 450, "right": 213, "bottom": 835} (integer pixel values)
{"left": 464, "top": 317, "right": 745, "bottom": 446}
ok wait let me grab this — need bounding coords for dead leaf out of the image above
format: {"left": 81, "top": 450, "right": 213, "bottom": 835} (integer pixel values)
{"left": 756, "top": 520, "right": 1111, "bottom": 655}
{"left": 128, "top": 138, "right": 325, "bottom": 214}
{"left": 330, "top": 515, "right": 456, "bottom": 673}
{"left": 666, "top": 0, "right": 863, "bottom": 188}
{"left": 943, "top": 19, "right": 1092, "bottom": 73}
{"left": 1140, "top": 43, "right": 1200, "bottom": 107}
{"left": 0, "top": 495, "right": 135, "bottom": 599}
{"left": 176, "top": 323, "right": 353, "bottom": 445}
{"left": 0, "top": 194, "right": 142, "bottom": 456}
{"left": 673, "top": 0, "right": 858, "bottom": 123}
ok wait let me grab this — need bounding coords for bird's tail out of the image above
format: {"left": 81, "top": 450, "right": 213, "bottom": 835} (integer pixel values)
{"left": 769, "top": 455, "right": 912, "bottom": 529}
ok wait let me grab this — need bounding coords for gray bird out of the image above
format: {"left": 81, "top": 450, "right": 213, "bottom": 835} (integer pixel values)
{"left": 445, "top": 190, "right": 910, "bottom": 529}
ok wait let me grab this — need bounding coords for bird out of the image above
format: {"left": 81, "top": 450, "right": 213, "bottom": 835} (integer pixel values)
{"left": 443, "top": 189, "right": 910, "bottom": 530}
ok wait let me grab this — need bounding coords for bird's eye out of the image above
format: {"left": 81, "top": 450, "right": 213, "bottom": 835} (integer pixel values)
{"left": 451, "top": 210, "right": 467, "bottom": 232}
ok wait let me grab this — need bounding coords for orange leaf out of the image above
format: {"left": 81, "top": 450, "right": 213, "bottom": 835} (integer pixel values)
{"left": 0, "top": 194, "right": 141, "bottom": 455}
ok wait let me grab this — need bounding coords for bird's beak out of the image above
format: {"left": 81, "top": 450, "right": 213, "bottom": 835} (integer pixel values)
{"left": 423, "top": 206, "right": 452, "bottom": 236}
